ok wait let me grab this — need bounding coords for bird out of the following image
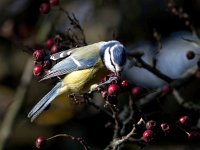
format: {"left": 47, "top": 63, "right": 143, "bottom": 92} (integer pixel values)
{"left": 123, "top": 31, "right": 200, "bottom": 88}
{"left": 28, "top": 40, "right": 127, "bottom": 123}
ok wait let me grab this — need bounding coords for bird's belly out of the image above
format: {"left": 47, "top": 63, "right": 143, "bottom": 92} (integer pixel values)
{"left": 60, "top": 66, "right": 109, "bottom": 94}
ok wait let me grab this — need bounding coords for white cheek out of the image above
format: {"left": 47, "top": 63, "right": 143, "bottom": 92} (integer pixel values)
{"left": 104, "top": 48, "right": 115, "bottom": 72}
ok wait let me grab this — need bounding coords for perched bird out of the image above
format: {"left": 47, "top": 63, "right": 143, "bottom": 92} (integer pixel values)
{"left": 28, "top": 40, "right": 127, "bottom": 123}
{"left": 123, "top": 31, "right": 200, "bottom": 88}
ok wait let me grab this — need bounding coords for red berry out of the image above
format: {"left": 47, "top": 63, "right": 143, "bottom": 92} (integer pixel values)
{"left": 33, "top": 50, "right": 45, "bottom": 61}
{"left": 186, "top": 51, "right": 195, "bottom": 60}
{"left": 33, "top": 65, "right": 44, "bottom": 76}
{"left": 179, "top": 116, "right": 191, "bottom": 127}
{"left": 143, "top": 130, "right": 156, "bottom": 143}
{"left": 131, "top": 87, "right": 143, "bottom": 96}
{"left": 107, "top": 84, "right": 120, "bottom": 96}
{"left": 146, "top": 120, "right": 157, "bottom": 130}
{"left": 45, "top": 38, "right": 54, "bottom": 49}
{"left": 50, "top": 44, "right": 59, "bottom": 54}
{"left": 49, "top": 0, "right": 59, "bottom": 7}
{"left": 121, "top": 80, "right": 129, "bottom": 88}
{"left": 35, "top": 136, "right": 46, "bottom": 149}
{"left": 162, "top": 84, "right": 173, "bottom": 95}
{"left": 188, "top": 131, "right": 200, "bottom": 142}
{"left": 161, "top": 123, "right": 171, "bottom": 133}
{"left": 43, "top": 60, "right": 52, "bottom": 70}
{"left": 39, "top": 3, "right": 50, "bottom": 14}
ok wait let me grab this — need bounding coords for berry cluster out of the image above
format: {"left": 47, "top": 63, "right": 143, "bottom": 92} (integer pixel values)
{"left": 32, "top": 34, "right": 64, "bottom": 77}
{"left": 141, "top": 116, "right": 200, "bottom": 144}
{"left": 98, "top": 74, "right": 145, "bottom": 105}
{"left": 39, "top": 0, "right": 59, "bottom": 14}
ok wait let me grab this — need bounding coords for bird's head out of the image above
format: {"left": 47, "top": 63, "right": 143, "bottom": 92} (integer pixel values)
{"left": 100, "top": 40, "right": 127, "bottom": 76}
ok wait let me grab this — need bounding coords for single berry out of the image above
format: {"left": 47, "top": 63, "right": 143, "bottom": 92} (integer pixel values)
{"left": 50, "top": 44, "right": 59, "bottom": 54}
{"left": 121, "top": 80, "right": 129, "bottom": 89}
{"left": 162, "top": 84, "right": 173, "bottom": 95}
{"left": 146, "top": 120, "right": 157, "bottom": 130}
{"left": 33, "top": 65, "right": 44, "bottom": 76}
{"left": 186, "top": 51, "right": 195, "bottom": 60}
{"left": 39, "top": 3, "right": 50, "bottom": 14}
{"left": 143, "top": 130, "right": 156, "bottom": 143}
{"left": 161, "top": 123, "right": 171, "bottom": 133}
{"left": 35, "top": 136, "right": 46, "bottom": 149}
{"left": 43, "top": 60, "right": 52, "bottom": 70}
{"left": 33, "top": 50, "right": 45, "bottom": 61}
{"left": 179, "top": 115, "right": 191, "bottom": 127}
{"left": 107, "top": 84, "right": 120, "bottom": 96}
{"left": 188, "top": 131, "right": 200, "bottom": 142}
{"left": 131, "top": 87, "right": 143, "bottom": 97}
{"left": 45, "top": 38, "right": 54, "bottom": 49}
{"left": 49, "top": 0, "right": 59, "bottom": 7}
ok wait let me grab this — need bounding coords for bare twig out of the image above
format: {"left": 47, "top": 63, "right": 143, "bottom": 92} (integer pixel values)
{"left": 135, "top": 56, "right": 173, "bottom": 83}
{"left": 105, "top": 118, "right": 145, "bottom": 150}
{"left": 47, "top": 134, "right": 90, "bottom": 150}
{"left": 58, "top": 6, "right": 87, "bottom": 46}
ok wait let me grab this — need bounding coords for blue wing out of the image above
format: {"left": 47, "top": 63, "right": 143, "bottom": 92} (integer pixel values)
{"left": 41, "top": 56, "right": 99, "bottom": 81}
{"left": 41, "top": 42, "right": 104, "bottom": 81}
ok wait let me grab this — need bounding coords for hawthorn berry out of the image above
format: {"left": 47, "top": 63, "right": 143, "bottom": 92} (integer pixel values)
{"left": 107, "top": 84, "right": 120, "bottom": 96}
{"left": 143, "top": 130, "right": 156, "bottom": 143}
{"left": 45, "top": 38, "right": 54, "bottom": 50}
{"left": 50, "top": 44, "right": 60, "bottom": 54}
{"left": 35, "top": 136, "right": 46, "bottom": 149}
{"left": 33, "top": 65, "right": 44, "bottom": 76}
{"left": 39, "top": 3, "right": 51, "bottom": 14}
{"left": 146, "top": 120, "right": 157, "bottom": 130}
{"left": 33, "top": 50, "right": 45, "bottom": 61}
{"left": 121, "top": 80, "right": 129, "bottom": 89}
{"left": 161, "top": 123, "right": 171, "bottom": 133}
{"left": 188, "top": 131, "right": 200, "bottom": 142}
{"left": 131, "top": 87, "right": 143, "bottom": 97}
{"left": 179, "top": 115, "right": 191, "bottom": 127}
{"left": 49, "top": 0, "right": 59, "bottom": 7}
{"left": 186, "top": 51, "right": 195, "bottom": 60}
{"left": 162, "top": 84, "right": 173, "bottom": 95}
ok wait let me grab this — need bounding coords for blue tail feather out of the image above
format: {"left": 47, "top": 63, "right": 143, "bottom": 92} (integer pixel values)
{"left": 28, "top": 82, "right": 62, "bottom": 122}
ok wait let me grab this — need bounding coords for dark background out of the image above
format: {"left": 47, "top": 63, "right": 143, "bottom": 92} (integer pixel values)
{"left": 0, "top": 0, "right": 200, "bottom": 149}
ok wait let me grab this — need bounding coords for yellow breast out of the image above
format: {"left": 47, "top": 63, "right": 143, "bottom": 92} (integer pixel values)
{"left": 59, "top": 59, "right": 109, "bottom": 94}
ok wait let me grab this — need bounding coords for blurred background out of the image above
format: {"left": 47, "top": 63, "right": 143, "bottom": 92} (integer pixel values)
{"left": 0, "top": 0, "right": 200, "bottom": 149}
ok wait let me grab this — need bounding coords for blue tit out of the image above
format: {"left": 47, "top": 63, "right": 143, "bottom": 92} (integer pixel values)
{"left": 28, "top": 40, "right": 127, "bottom": 123}
{"left": 123, "top": 31, "right": 200, "bottom": 88}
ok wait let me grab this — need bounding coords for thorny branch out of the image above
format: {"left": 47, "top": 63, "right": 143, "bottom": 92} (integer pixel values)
{"left": 105, "top": 118, "right": 145, "bottom": 150}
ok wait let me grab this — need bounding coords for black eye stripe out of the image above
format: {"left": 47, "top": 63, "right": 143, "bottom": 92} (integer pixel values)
{"left": 108, "top": 46, "right": 117, "bottom": 73}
